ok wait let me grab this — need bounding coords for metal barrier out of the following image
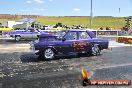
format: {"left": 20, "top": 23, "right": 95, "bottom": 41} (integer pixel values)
{"left": 91, "top": 30, "right": 121, "bottom": 37}
{"left": 1, "top": 29, "right": 123, "bottom": 37}
{"left": 38, "top": 30, "right": 122, "bottom": 37}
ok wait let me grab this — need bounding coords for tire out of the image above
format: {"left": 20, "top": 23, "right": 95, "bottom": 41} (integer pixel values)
{"left": 43, "top": 48, "right": 55, "bottom": 60}
{"left": 15, "top": 36, "right": 21, "bottom": 42}
{"left": 91, "top": 45, "right": 101, "bottom": 56}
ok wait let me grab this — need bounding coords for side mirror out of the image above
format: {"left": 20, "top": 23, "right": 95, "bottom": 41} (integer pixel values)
{"left": 62, "top": 38, "right": 66, "bottom": 41}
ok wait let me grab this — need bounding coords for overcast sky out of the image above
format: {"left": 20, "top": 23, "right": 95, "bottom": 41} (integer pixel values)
{"left": 0, "top": 0, "right": 132, "bottom": 16}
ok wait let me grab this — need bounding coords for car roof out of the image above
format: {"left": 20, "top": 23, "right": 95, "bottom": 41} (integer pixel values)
{"left": 56, "top": 29, "right": 94, "bottom": 34}
{"left": 40, "top": 33, "right": 57, "bottom": 37}
{"left": 66, "top": 29, "right": 87, "bottom": 32}
{"left": 61, "top": 29, "right": 95, "bottom": 32}
{"left": 65, "top": 29, "right": 96, "bottom": 38}
{"left": 28, "top": 28, "right": 36, "bottom": 30}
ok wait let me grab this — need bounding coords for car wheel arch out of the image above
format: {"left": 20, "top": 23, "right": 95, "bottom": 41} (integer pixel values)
{"left": 15, "top": 35, "right": 21, "bottom": 37}
{"left": 42, "top": 47, "right": 57, "bottom": 60}
{"left": 90, "top": 43, "right": 101, "bottom": 56}
{"left": 42, "top": 46, "right": 58, "bottom": 54}
{"left": 91, "top": 43, "right": 102, "bottom": 50}
{"left": 15, "top": 35, "right": 21, "bottom": 41}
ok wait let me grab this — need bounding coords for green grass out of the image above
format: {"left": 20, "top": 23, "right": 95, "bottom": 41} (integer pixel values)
{"left": 0, "top": 16, "right": 131, "bottom": 29}
{"left": 35, "top": 16, "right": 130, "bottom": 29}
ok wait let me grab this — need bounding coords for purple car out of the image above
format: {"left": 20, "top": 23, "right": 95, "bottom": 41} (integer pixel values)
{"left": 30, "top": 29, "right": 109, "bottom": 60}
{"left": 10, "top": 28, "right": 42, "bottom": 41}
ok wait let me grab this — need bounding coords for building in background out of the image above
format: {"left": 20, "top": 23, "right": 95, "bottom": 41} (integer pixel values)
{"left": 7, "top": 21, "right": 24, "bottom": 28}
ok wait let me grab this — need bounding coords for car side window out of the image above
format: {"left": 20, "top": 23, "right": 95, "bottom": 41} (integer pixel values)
{"left": 79, "top": 32, "right": 90, "bottom": 39}
{"left": 39, "top": 37, "right": 57, "bottom": 42}
{"left": 28, "top": 29, "right": 35, "bottom": 32}
{"left": 64, "top": 32, "right": 77, "bottom": 40}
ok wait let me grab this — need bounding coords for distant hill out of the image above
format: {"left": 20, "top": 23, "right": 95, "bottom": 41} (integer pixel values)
{"left": 0, "top": 14, "right": 131, "bottom": 29}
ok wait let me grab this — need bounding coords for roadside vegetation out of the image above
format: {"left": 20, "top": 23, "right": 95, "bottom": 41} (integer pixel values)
{"left": 35, "top": 16, "right": 129, "bottom": 29}
{"left": 0, "top": 16, "right": 132, "bottom": 29}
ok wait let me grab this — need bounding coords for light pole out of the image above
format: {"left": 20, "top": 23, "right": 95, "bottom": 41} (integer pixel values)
{"left": 90, "top": 0, "right": 93, "bottom": 29}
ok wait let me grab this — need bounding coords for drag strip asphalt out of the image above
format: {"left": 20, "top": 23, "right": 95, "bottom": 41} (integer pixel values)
{"left": 0, "top": 38, "right": 132, "bottom": 88}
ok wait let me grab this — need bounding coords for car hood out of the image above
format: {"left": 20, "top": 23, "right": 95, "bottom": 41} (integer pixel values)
{"left": 40, "top": 33, "right": 59, "bottom": 38}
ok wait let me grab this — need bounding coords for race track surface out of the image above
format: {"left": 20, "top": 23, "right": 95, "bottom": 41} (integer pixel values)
{"left": 0, "top": 38, "right": 132, "bottom": 88}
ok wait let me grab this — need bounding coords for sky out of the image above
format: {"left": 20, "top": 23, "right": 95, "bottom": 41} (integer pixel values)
{"left": 0, "top": 0, "right": 132, "bottom": 17}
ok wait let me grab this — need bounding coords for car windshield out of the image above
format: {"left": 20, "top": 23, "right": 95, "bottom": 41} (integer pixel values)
{"left": 55, "top": 30, "right": 66, "bottom": 37}
{"left": 14, "top": 28, "right": 26, "bottom": 31}
{"left": 39, "top": 36, "right": 57, "bottom": 42}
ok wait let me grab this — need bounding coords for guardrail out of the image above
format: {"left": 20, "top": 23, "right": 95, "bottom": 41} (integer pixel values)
{"left": 42, "top": 29, "right": 122, "bottom": 37}
{"left": 91, "top": 30, "right": 121, "bottom": 37}
{"left": 1, "top": 29, "right": 124, "bottom": 37}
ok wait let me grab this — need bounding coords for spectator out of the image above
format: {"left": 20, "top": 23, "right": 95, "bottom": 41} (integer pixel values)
{"left": 100, "top": 27, "right": 103, "bottom": 30}
{"left": 128, "top": 28, "right": 132, "bottom": 35}
{"left": 106, "top": 27, "right": 110, "bottom": 30}
{"left": 124, "top": 26, "right": 129, "bottom": 31}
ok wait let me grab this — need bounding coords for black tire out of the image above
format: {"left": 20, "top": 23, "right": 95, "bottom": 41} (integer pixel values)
{"left": 43, "top": 48, "right": 55, "bottom": 60}
{"left": 91, "top": 45, "right": 101, "bottom": 56}
{"left": 15, "top": 36, "right": 21, "bottom": 42}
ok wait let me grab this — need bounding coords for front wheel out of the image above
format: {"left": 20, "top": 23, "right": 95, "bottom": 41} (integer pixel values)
{"left": 43, "top": 48, "right": 55, "bottom": 60}
{"left": 15, "top": 36, "right": 21, "bottom": 42}
{"left": 91, "top": 45, "right": 101, "bottom": 56}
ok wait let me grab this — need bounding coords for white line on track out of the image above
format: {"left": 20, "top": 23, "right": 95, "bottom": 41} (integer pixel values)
{"left": 109, "top": 41, "right": 132, "bottom": 47}
{"left": 96, "top": 63, "right": 132, "bottom": 70}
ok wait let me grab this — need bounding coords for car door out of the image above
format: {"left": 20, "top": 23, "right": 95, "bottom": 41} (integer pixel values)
{"left": 57, "top": 31, "right": 78, "bottom": 54}
{"left": 21, "top": 29, "right": 32, "bottom": 39}
{"left": 31, "top": 29, "right": 40, "bottom": 39}
{"left": 78, "top": 31, "right": 92, "bottom": 52}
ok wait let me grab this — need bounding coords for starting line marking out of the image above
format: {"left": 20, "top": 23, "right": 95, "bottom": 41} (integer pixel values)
{"left": 109, "top": 41, "right": 132, "bottom": 47}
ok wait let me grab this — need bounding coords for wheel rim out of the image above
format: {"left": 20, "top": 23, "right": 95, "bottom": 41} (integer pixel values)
{"left": 92, "top": 45, "right": 100, "bottom": 55}
{"left": 16, "top": 36, "right": 20, "bottom": 41}
{"left": 44, "top": 48, "right": 54, "bottom": 59}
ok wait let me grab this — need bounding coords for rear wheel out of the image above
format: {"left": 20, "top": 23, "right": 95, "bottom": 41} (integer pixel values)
{"left": 15, "top": 36, "right": 21, "bottom": 42}
{"left": 43, "top": 48, "right": 55, "bottom": 60}
{"left": 91, "top": 45, "right": 101, "bottom": 56}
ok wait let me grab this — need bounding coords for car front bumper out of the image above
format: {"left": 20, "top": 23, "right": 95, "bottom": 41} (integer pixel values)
{"left": 29, "top": 41, "right": 39, "bottom": 54}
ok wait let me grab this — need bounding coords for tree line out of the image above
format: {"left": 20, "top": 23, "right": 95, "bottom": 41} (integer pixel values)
{"left": 0, "top": 14, "right": 39, "bottom": 19}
